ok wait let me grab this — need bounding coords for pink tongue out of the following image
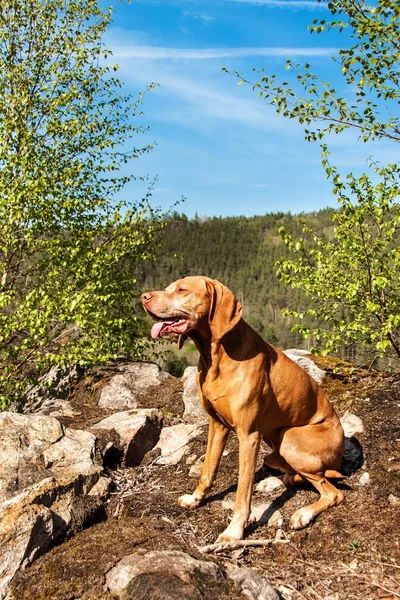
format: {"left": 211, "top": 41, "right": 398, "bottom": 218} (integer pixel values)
{"left": 151, "top": 319, "right": 177, "bottom": 339}
{"left": 151, "top": 322, "right": 164, "bottom": 339}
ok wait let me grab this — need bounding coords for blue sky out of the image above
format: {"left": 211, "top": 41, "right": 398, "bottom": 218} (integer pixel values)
{"left": 105, "top": 0, "right": 398, "bottom": 218}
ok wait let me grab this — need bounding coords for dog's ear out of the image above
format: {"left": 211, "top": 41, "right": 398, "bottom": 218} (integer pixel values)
{"left": 206, "top": 280, "right": 242, "bottom": 341}
{"left": 178, "top": 334, "right": 187, "bottom": 350}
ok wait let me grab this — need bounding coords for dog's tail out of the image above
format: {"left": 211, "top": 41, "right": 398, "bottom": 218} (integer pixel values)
{"left": 325, "top": 469, "right": 346, "bottom": 479}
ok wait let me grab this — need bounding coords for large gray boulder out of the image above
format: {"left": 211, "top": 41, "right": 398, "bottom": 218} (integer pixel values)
{"left": 91, "top": 409, "right": 163, "bottom": 467}
{"left": 182, "top": 367, "right": 208, "bottom": 424}
{"left": 98, "top": 362, "right": 170, "bottom": 411}
{"left": 0, "top": 413, "right": 99, "bottom": 501}
{"left": 105, "top": 549, "right": 279, "bottom": 600}
{"left": 0, "top": 413, "right": 102, "bottom": 597}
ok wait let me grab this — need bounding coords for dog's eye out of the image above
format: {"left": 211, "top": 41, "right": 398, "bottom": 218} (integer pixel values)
{"left": 177, "top": 287, "right": 186, "bottom": 292}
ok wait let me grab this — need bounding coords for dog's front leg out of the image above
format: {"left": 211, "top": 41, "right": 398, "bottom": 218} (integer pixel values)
{"left": 178, "top": 418, "right": 229, "bottom": 509}
{"left": 217, "top": 429, "right": 261, "bottom": 543}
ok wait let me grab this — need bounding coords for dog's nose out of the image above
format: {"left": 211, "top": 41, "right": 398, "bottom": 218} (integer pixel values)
{"left": 141, "top": 292, "right": 153, "bottom": 304}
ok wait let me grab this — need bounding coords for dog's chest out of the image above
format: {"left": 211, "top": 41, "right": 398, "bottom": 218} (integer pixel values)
{"left": 200, "top": 373, "right": 242, "bottom": 427}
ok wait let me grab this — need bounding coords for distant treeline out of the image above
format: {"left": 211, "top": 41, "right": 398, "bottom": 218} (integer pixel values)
{"left": 140, "top": 209, "right": 336, "bottom": 351}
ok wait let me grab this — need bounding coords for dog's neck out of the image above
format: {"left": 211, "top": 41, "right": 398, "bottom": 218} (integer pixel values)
{"left": 189, "top": 318, "right": 253, "bottom": 379}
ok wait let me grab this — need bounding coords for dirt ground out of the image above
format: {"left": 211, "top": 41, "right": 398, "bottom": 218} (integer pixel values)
{"left": 11, "top": 358, "right": 400, "bottom": 600}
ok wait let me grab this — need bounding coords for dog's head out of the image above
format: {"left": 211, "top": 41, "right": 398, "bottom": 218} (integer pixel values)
{"left": 141, "top": 276, "right": 242, "bottom": 344}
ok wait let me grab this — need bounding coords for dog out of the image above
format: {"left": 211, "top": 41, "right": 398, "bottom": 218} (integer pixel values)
{"left": 141, "top": 276, "right": 345, "bottom": 543}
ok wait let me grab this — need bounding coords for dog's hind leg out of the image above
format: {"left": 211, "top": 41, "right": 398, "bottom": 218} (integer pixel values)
{"left": 263, "top": 451, "right": 305, "bottom": 487}
{"left": 279, "top": 420, "right": 345, "bottom": 529}
{"left": 263, "top": 451, "right": 294, "bottom": 474}
{"left": 289, "top": 471, "right": 344, "bottom": 529}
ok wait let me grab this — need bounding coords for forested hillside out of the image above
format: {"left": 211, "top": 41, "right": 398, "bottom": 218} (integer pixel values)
{"left": 141, "top": 209, "right": 336, "bottom": 350}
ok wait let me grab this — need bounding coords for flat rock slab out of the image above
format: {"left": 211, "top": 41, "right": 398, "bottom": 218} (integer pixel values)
{"left": 105, "top": 549, "right": 279, "bottom": 600}
{"left": 91, "top": 409, "right": 163, "bottom": 467}
{"left": 154, "top": 423, "right": 203, "bottom": 465}
{"left": 98, "top": 362, "right": 170, "bottom": 411}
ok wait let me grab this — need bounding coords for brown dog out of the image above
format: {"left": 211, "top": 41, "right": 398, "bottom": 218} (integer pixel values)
{"left": 141, "top": 276, "right": 345, "bottom": 543}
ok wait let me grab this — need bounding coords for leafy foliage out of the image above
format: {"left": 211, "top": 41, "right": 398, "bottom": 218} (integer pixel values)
{"left": 276, "top": 161, "right": 400, "bottom": 360}
{"left": 0, "top": 0, "right": 162, "bottom": 407}
{"left": 225, "top": 0, "right": 400, "bottom": 364}
{"left": 226, "top": 0, "right": 399, "bottom": 143}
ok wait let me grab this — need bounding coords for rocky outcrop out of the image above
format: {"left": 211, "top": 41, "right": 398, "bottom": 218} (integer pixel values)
{"left": 0, "top": 356, "right": 375, "bottom": 600}
{"left": 0, "top": 413, "right": 102, "bottom": 597}
{"left": 0, "top": 500, "right": 53, "bottom": 599}
{"left": 24, "top": 365, "right": 83, "bottom": 417}
{"left": 105, "top": 549, "right": 279, "bottom": 600}
{"left": 0, "top": 413, "right": 99, "bottom": 501}
{"left": 91, "top": 409, "right": 163, "bottom": 467}
{"left": 97, "top": 362, "right": 170, "bottom": 411}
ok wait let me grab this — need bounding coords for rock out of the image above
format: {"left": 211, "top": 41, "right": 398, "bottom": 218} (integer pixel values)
{"left": 222, "top": 499, "right": 282, "bottom": 527}
{"left": 0, "top": 413, "right": 99, "bottom": 501}
{"left": 24, "top": 365, "right": 83, "bottom": 416}
{"left": 256, "top": 477, "right": 284, "bottom": 493}
{"left": 283, "top": 350, "right": 326, "bottom": 385}
{"left": 189, "top": 456, "right": 204, "bottom": 478}
{"left": 154, "top": 423, "right": 203, "bottom": 465}
{"left": 388, "top": 494, "right": 400, "bottom": 507}
{"left": 88, "top": 477, "right": 112, "bottom": 499}
{"left": 340, "top": 411, "right": 364, "bottom": 438}
{"left": 0, "top": 502, "right": 53, "bottom": 599}
{"left": 182, "top": 367, "right": 208, "bottom": 423}
{"left": 0, "top": 412, "right": 102, "bottom": 594}
{"left": 105, "top": 549, "right": 222, "bottom": 597}
{"left": 185, "top": 453, "right": 198, "bottom": 465}
{"left": 91, "top": 409, "right": 163, "bottom": 468}
{"left": 105, "top": 549, "right": 279, "bottom": 600}
{"left": 42, "top": 427, "right": 99, "bottom": 481}
{"left": 359, "top": 471, "right": 370, "bottom": 486}
{"left": 225, "top": 564, "right": 280, "bottom": 600}
{"left": 97, "top": 362, "right": 170, "bottom": 411}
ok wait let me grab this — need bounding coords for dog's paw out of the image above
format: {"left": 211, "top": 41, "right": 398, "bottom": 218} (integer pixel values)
{"left": 216, "top": 524, "right": 243, "bottom": 544}
{"left": 289, "top": 507, "right": 315, "bottom": 530}
{"left": 178, "top": 494, "right": 201, "bottom": 509}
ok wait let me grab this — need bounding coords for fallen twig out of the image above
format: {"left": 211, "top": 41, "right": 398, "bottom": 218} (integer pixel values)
{"left": 199, "top": 537, "right": 290, "bottom": 553}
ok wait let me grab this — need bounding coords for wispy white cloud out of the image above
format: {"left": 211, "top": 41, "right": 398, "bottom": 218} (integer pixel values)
{"left": 183, "top": 11, "right": 216, "bottom": 23}
{"left": 111, "top": 45, "right": 337, "bottom": 60}
{"left": 229, "top": 0, "right": 327, "bottom": 7}
{"left": 122, "top": 0, "right": 326, "bottom": 7}
{"left": 114, "top": 55, "right": 291, "bottom": 132}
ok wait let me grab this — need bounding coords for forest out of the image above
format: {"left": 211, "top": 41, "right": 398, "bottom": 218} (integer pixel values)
{"left": 141, "top": 209, "right": 336, "bottom": 352}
